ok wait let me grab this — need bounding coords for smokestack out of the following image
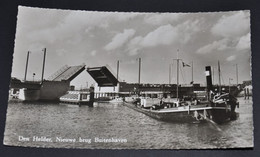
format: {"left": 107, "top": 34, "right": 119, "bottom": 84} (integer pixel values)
{"left": 205, "top": 66, "right": 213, "bottom": 92}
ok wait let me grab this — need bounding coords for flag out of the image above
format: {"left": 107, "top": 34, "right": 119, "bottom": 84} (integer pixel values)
{"left": 182, "top": 61, "right": 191, "bottom": 67}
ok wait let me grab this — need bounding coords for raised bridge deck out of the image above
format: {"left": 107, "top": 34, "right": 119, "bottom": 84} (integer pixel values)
{"left": 87, "top": 66, "right": 118, "bottom": 87}
{"left": 48, "top": 64, "right": 85, "bottom": 81}
{"left": 10, "top": 64, "right": 86, "bottom": 89}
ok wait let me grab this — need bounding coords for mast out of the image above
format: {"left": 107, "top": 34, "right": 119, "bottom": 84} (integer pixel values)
{"left": 236, "top": 64, "right": 238, "bottom": 85}
{"left": 173, "top": 49, "right": 181, "bottom": 100}
{"left": 138, "top": 58, "right": 141, "bottom": 84}
{"left": 191, "top": 61, "right": 193, "bottom": 84}
{"left": 212, "top": 66, "right": 214, "bottom": 84}
{"left": 177, "top": 59, "right": 179, "bottom": 100}
{"left": 169, "top": 64, "right": 171, "bottom": 84}
{"left": 41, "top": 48, "right": 47, "bottom": 83}
{"left": 117, "top": 60, "right": 119, "bottom": 80}
{"left": 114, "top": 60, "right": 120, "bottom": 92}
{"left": 218, "top": 61, "right": 221, "bottom": 92}
{"left": 191, "top": 61, "right": 194, "bottom": 96}
{"left": 24, "top": 51, "right": 30, "bottom": 81}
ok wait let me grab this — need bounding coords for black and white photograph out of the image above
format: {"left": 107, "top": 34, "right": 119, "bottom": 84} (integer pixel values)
{"left": 3, "top": 6, "right": 253, "bottom": 149}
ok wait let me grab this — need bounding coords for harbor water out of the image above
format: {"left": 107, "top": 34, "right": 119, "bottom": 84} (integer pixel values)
{"left": 3, "top": 97, "right": 253, "bottom": 149}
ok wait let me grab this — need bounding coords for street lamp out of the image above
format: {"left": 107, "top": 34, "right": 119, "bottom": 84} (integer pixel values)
{"left": 33, "top": 73, "right": 36, "bottom": 82}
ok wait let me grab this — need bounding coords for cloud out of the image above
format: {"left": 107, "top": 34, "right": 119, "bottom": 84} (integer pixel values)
{"left": 116, "top": 13, "right": 140, "bottom": 22}
{"left": 28, "top": 43, "right": 46, "bottom": 53}
{"left": 104, "top": 29, "right": 136, "bottom": 51}
{"left": 236, "top": 33, "right": 251, "bottom": 51}
{"left": 26, "top": 10, "right": 133, "bottom": 44}
{"left": 226, "top": 55, "right": 236, "bottom": 61}
{"left": 197, "top": 32, "right": 250, "bottom": 55}
{"left": 196, "top": 38, "right": 236, "bottom": 54}
{"left": 85, "top": 27, "right": 92, "bottom": 33}
{"left": 17, "top": 6, "right": 70, "bottom": 33}
{"left": 141, "top": 20, "right": 201, "bottom": 47}
{"left": 140, "top": 24, "right": 178, "bottom": 47}
{"left": 144, "top": 13, "right": 181, "bottom": 25}
{"left": 211, "top": 11, "right": 250, "bottom": 38}
{"left": 127, "top": 36, "right": 143, "bottom": 56}
{"left": 128, "top": 48, "right": 141, "bottom": 56}
{"left": 56, "top": 49, "right": 67, "bottom": 56}
{"left": 90, "top": 50, "right": 97, "bottom": 56}
{"left": 128, "top": 36, "right": 143, "bottom": 47}
{"left": 126, "top": 20, "right": 201, "bottom": 55}
{"left": 78, "top": 50, "right": 97, "bottom": 58}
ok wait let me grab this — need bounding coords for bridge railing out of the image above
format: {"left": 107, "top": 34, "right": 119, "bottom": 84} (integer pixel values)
{"left": 50, "top": 65, "right": 85, "bottom": 81}
{"left": 58, "top": 65, "right": 85, "bottom": 81}
{"left": 47, "top": 65, "right": 69, "bottom": 81}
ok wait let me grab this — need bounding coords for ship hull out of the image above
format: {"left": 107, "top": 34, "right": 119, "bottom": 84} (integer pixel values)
{"left": 123, "top": 102, "right": 232, "bottom": 124}
{"left": 60, "top": 100, "right": 93, "bottom": 106}
{"left": 209, "top": 109, "right": 231, "bottom": 123}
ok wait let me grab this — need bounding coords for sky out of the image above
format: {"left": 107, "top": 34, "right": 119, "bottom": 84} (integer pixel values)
{"left": 12, "top": 6, "right": 251, "bottom": 89}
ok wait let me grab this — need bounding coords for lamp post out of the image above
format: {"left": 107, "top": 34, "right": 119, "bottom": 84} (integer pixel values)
{"left": 33, "top": 73, "right": 36, "bottom": 82}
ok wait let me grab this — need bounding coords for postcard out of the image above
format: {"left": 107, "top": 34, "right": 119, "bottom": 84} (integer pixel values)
{"left": 4, "top": 6, "right": 253, "bottom": 149}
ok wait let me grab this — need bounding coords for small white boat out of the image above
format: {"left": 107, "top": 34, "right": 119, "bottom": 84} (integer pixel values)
{"left": 109, "top": 96, "right": 123, "bottom": 103}
{"left": 59, "top": 91, "right": 94, "bottom": 106}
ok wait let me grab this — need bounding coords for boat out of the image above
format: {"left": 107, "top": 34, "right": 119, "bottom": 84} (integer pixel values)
{"left": 59, "top": 91, "right": 94, "bottom": 106}
{"left": 124, "top": 95, "right": 140, "bottom": 103}
{"left": 122, "top": 64, "right": 239, "bottom": 124}
{"left": 123, "top": 101, "right": 229, "bottom": 123}
{"left": 94, "top": 95, "right": 124, "bottom": 103}
{"left": 108, "top": 96, "right": 124, "bottom": 103}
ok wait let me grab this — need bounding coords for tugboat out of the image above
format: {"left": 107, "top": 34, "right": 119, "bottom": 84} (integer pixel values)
{"left": 204, "top": 65, "right": 239, "bottom": 123}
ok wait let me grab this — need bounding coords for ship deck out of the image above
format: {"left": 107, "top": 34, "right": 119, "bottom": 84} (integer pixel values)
{"left": 123, "top": 101, "right": 231, "bottom": 123}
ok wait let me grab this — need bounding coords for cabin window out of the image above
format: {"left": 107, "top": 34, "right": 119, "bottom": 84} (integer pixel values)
{"left": 82, "top": 94, "right": 88, "bottom": 99}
